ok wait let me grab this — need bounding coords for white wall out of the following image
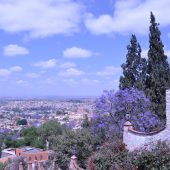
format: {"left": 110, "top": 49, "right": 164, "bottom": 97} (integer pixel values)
{"left": 166, "top": 89, "right": 170, "bottom": 129}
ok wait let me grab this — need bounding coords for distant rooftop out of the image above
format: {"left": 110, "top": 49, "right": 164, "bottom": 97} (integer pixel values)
{"left": 2, "top": 148, "right": 16, "bottom": 155}
{"left": 19, "top": 146, "right": 43, "bottom": 153}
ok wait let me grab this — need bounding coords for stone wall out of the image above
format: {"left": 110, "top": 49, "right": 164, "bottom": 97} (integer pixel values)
{"left": 123, "top": 89, "right": 170, "bottom": 151}
{"left": 166, "top": 89, "right": 170, "bottom": 128}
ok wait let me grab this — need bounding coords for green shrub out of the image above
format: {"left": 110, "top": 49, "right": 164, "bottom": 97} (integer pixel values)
{"left": 0, "top": 163, "right": 6, "bottom": 170}
{"left": 87, "top": 142, "right": 135, "bottom": 170}
{"left": 87, "top": 141, "right": 170, "bottom": 170}
{"left": 51, "top": 128, "right": 98, "bottom": 170}
{"left": 132, "top": 141, "right": 170, "bottom": 170}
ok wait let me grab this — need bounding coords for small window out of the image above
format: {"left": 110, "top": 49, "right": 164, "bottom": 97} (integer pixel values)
{"left": 29, "top": 157, "right": 31, "bottom": 161}
{"left": 40, "top": 155, "right": 43, "bottom": 160}
{"left": 35, "top": 156, "right": 38, "bottom": 160}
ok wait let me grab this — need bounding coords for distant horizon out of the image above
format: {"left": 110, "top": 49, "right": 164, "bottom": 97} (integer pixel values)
{"left": 0, "top": 95, "right": 98, "bottom": 100}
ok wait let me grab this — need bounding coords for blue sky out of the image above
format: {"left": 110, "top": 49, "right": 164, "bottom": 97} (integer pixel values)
{"left": 0, "top": 0, "right": 170, "bottom": 97}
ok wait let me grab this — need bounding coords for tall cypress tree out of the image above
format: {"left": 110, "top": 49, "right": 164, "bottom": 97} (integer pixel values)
{"left": 119, "top": 34, "right": 147, "bottom": 90}
{"left": 146, "top": 12, "right": 170, "bottom": 119}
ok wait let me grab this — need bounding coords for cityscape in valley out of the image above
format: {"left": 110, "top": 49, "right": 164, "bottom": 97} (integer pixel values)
{"left": 0, "top": 98, "right": 94, "bottom": 133}
{"left": 0, "top": 1, "right": 170, "bottom": 170}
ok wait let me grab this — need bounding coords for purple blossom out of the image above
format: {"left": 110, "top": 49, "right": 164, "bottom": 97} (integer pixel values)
{"left": 92, "top": 88, "right": 161, "bottom": 140}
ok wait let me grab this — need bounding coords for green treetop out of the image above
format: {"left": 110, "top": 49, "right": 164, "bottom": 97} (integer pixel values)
{"left": 146, "top": 12, "right": 170, "bottom": 118}
{"left": 119, "top": 34, "right": 147, "bottom": 90}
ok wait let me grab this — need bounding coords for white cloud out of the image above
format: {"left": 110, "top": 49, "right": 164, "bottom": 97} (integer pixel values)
{"left": 141, "top": 49, "right": 148, "bottom": 59}
{"left": 0, "top": 66, "right": 23, "bottom": 76}
{"left": 9, "top": 66, "right": 23, "bottom": 72}
{"left": 63, "top": 46, "right": 97, "bottom": 58}
{"left": 4, "top": 44, "right": 29, "bottom": 56}
{"left": 63, "top": 78, "right": 78, "bottom": 86}
{"left": 97, "top": 66, "right": 121, "bottom": 76}
{"left": 0, "top": 0, "right": 83, "bottom": 38}
{"left": 33, "top": 59, "right": 57, "bottom": 69}
{"left": 0, "top": 69, "right": 11, "bottom": 77}
{"left": 26, "top": 73, "right": 41, "bottom": 78}
{"left": 16, "top": 80, "right": 28, "bottom": 85}
{"left": 60, "top": 62, "right": 77, "bottom": 68}
{"left": 85, "top": 0, "right": 170, "bottom": 35}
{"left": 85, "top": 14, "right": 115, "bottom": 35}
{"left": 58, "top": 68, "right": 84, "bottom": 77}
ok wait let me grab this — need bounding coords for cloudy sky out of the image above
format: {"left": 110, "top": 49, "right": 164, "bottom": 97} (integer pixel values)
{"left": 0, "top": 0, "right": 170, "bottom": 97}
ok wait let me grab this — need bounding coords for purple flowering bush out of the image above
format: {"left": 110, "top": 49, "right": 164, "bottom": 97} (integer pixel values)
{"left": 92, "top": 88, "right": 161, "bottom": 141}
{"left": 131, "top": 111, "right": 160, "bottom": 132}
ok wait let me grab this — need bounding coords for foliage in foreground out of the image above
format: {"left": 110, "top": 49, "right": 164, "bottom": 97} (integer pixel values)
{"left": 3, "top": 120, "right": 97, "bottom": 170}
{"left": 133, "top": 141, "right": 170, "bottom": 170}
{"left": 0, "top": 162, "right": 6, "bottom": 170}
{"left": 50, "top": 127, "right": 98, "bottom": 169}
{"left": 87, "top": 141, "right": 170, "bottom": 170}
{"left": 87, "top": 142, "right": 134, "bottom": 170}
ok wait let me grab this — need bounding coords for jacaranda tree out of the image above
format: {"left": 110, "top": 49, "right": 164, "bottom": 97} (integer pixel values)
{"left": 92, "top": 88, "right": 161, "bottom": 141}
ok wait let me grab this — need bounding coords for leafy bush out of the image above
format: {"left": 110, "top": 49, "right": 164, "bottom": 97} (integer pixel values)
{"left": 87, "top": 141, "right": 170, "bottom": 170}
{"left": 4, "top": 157, "right": 27, "bottom": 170}
{"left": 19, "top": 120, "right": 67, "bottom": 149}
{"left": 87, "top": 142, "right": 135, "bottom": 170}
{"left": 50, "top": 128, "right": 98, "bottom": 169}
{"left": 38, "top": 120, "right": 66, "bottom": 145}
{"left": 132, "top": 141, "right": 170, "bottom": 170}
{"left": 0, "top": 163, "right": 6, "bottom": 170}
{"left": 4, "top": 137, "right": 26, "bottom": 148}
{"left": 17, "top": 120, "right": 97, "bottom": 169}
{"left": 22, "top": 127, "right": 38, "bottom": 145}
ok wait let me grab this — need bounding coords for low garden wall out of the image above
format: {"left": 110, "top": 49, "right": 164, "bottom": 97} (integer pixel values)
{"left": 123, "top": 89, "right": 170, "bottom": 151}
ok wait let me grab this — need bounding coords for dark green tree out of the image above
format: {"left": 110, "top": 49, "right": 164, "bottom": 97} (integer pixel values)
{"left": 119, "top": 34, "right": 147, "bottom": 90}
{"left": 38, "top": 120, "right": 65, "bottom": 145}
{"left": 51, "top": 128, "right": 97, "bottom": 169}
{"left": 16, "top": 119, "right": 27, "bottom": 125}
{"left": 81, "top": 114, "right": 91, "bottom": 128}
{"left": 22, "top": 127, "right": 38, "bottom": 146}
{"left": 146, "top": 12, "right": 170, "bottom": 119}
